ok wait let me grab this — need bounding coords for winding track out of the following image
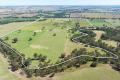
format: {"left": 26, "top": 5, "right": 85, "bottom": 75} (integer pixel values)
{"left": 72, "top": 28, "right": 118, "bottom": 60}
{"left": 37, "top": 28, "right": 118, "bottom": 70}
{"left": 0, "top": 21, "right": 119, "bottom": 69}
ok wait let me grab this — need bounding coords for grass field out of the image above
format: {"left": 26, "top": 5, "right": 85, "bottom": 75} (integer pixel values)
{"left": 89, "top": 19, "right": 111, "bottom": 27}
{"left": 4, "top": 19, "right": 71, "bottom": 62}
{"left": 0, "top": 22, "right": 32, "bottom": 80}
{"left": 79, "top": 20, "right": 91, "bottom": 27}
{"left": 53, "top": 64, "right": 120, "bottom": 80}
{"left": 72, "top": 18, "right": 117, "bottom": 28}
{"left": 3, "top": 19, "right": 108, "bottom": 63}
{"left": 93, "top": 30, "right": 117, "bottom": 47}
{"left": 0, "top": 54, "right": 22, "bottom": 80}
{"left": 105, "top": 19, "right": 120, "bottom": 27}
{"left": 78, "top": 19, "right": 120, "bottom": 28}
{"left": 0, "top": 22, "right": 31, "bottom": 37}
{"left": 0, "top": 18, "right": 120, "bottom": 80}
{"left": 64, "top": 39, "right": 106, "bottom": 55}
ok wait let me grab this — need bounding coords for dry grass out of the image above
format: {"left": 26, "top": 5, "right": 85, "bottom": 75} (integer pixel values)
{"left": 64, "top": 39, "right": 106, "bottom": 55}
{"left": 93, "top": 30, "right": 117, "bottom": 47}
{"left": 70, "top": 12, "right": 120, "bottom": 18}
{"left": 93, "top": 30, "right": 105, "bottom": 41}
{"left": 53, "top": 64, "right": 120, "bottom": 80}
{"left": 103, "top": 40, "right": 117, "bottom": 47}
{"left": 0, "top": 22, "right": 31, "bottom": 37}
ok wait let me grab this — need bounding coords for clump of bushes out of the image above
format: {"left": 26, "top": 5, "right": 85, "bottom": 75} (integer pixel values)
{"left": 28, "top": 37, "right": 32, "bottom": 41}
{"left": 4, "top": 37, "right": 9, "bottom": 41}
{"left": 53, "top": 33, "right": 56, "bottom": 36}
{"left": 12, "top": 37, "right": 18, "bottom": 43}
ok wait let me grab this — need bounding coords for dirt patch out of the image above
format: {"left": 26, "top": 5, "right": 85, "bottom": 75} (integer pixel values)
{"left": 34, "top": 30, "right": 42, "bottom": 33}
{"left": 51, "top": 29, "right": 61, "bottom": 33}
{"left": 93, "top": 30, "right": 105, "bottom": 41}
{"left": 30, "top": 45, "right": 48, "bottom": 49}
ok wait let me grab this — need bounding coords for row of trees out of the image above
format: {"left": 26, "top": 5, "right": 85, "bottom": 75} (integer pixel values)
{"left": 0, "top": 39, "right": 25, "bottom": 71}
{"left": 0, "top": 16, "right": 47, "bottom": 25}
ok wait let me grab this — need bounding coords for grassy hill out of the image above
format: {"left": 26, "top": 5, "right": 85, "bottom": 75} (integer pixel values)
{"left": 53, "top": 64, "right": 120, "bottom": 80}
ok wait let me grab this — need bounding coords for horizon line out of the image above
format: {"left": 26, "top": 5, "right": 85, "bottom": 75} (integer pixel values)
{"left": 0, "top": 4, "right": 120, "bottom": 6}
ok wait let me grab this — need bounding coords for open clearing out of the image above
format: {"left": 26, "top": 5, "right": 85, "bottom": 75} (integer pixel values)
{"left": 93, "top": 30, "right": 105, "bottom": 41}
{"left": 93, "top": 30, "right": 117, "bottom": 47}
{"left": 53, "top": 64, "right": 120, "bottom": 80}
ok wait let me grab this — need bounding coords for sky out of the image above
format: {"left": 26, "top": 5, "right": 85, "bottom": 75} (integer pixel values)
{"left": 0, "top": 0, "right": 120, "bottom": 6}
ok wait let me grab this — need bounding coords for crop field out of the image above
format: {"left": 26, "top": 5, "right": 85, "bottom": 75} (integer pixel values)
{"left": 53, "top": 64, "right": 120, "bottom": 80}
